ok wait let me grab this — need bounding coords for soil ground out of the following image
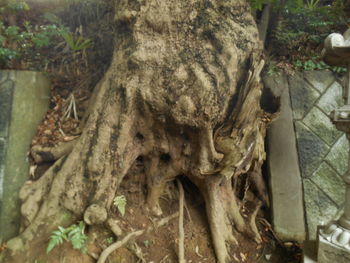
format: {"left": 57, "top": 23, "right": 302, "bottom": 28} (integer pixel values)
{"left": 28, "top": 148, "right": 302, "bottom": 263}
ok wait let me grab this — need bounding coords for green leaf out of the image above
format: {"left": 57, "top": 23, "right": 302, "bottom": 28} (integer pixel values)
{"left": 114, "top": 195, "right": 127, "bottom": 216}
{"left": 5, "top": 26, "right": 20, "bottom": 37}
{"left": 66, "top": 221, "right": 87, "bottom": 252}
{"left": 47, "top": 222, "right": 88, "bottom": 254}
{"left": 47, "top": 234, "right": 63, "bottom": 253}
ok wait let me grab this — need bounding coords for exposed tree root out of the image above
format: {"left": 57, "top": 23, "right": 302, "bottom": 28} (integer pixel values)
{"left": 97, "top": 230, "right": 144, "bottom": 263}
{"left": 249, "top": 200, "right": 263, "bottom": 243}
{"left": 31, "top": 140, "right": 76, "bottom": 163}
{"left": 97, "top": 212, "right": 179, "bottom": 263}
{"left": 189, "top": 174, "right": 263, "bottom": 263}
{"left": 177, "top": 179, "right": 185, "bottom": 263}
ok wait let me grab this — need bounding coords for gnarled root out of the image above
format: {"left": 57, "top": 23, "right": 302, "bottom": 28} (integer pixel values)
{"left": 31, "top": 140, "right": 76, "bottom": 164}
{"left": 98, "top": 212, "right": 179, "bottom": 263}
{"left": 192, "top": 174, "right": 262, "bottom": 263}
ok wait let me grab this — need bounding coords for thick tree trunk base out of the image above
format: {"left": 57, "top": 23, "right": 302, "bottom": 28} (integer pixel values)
{"left": 0, "top": 1, "right": 272, "bottom": 263}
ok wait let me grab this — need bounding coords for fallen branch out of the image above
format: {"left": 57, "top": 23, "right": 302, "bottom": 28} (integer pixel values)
{"left": 62, "top": 93, "right": 78, "bottom": 120}
{"left": 177, "top": 179, "right": 185, "bottom": 263}
{"left": 97, "top": 212, "right": 179, "bottom": 263}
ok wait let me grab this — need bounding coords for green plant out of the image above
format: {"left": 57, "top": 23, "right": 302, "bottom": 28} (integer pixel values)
{"left": 266, "top": 61, "right": 280, "bottom": 76}
{"left": 294, "top": 58, "right": 347, "bottom": 73}
{"left": 305, "top": 0, "right": 320, "bottom": 10}
{"left": 0, "top": 3, "right": 63, "bottom": 69}
{"left": 0, "top": 1, "right": 29, "bottom": 13}
{"left": 113, "top": 195, "right": 127, "bottom": 216}
{"left": 248, "top": 0, "right": 269, "bottom": 11}
{"left": 105, "top": 236, "right": 114, "bottom": 245}
{"left": 47, "top": 221, "right": 88, "bottom": 254}
{"left": 271, "top": 0, "right": 348, "bottom": 60}
{"left": 143, "top": 240, "right": 150, "bottom": 248}
{"left": 61, "top": 31, "right": 92, "bottom": 52}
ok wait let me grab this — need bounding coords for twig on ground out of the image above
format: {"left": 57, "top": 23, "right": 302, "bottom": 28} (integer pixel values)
{"left": 62, "top": 93, "right": 78, "bottom": 120}
{"left": 128, "top": 242, "right": 146, "bottom": 263}
{"left": 97, "top": 230, "right": 144, "bottom": 263}
{"left": 97, "top": 212, "right": 178, "bottom": 263}
{"left": 177, "top": 179, "right": 185, "bottom": 263}
{"left": 159, "top": 254, "right": 171, "bottom": 263}
{"left": 184, "top": 199, "right": 192, "bottom": 225}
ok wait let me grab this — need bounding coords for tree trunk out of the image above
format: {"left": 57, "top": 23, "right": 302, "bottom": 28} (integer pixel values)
{"left": 1, "top": 1, "right": 269, "bottom": 262}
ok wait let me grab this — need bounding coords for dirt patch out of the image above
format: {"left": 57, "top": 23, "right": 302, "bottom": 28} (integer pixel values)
{"left": 103, "top": 160, "right": 266, "bottom": 263}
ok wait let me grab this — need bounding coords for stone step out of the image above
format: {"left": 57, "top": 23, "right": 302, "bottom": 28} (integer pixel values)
{"left": 0, "top": 70, "right": 50, "bottom": 241}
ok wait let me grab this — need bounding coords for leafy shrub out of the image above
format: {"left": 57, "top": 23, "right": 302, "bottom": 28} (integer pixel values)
{"left": 0, "top": 1, "right": 93, "bottom": 70}
{"left": 272, "top": 0, "right": 348, "bottom": 59}
{"left": 0, "top": 1, "right": 64, "bottom": 70}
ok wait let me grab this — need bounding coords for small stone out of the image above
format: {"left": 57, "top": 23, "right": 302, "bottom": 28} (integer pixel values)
{"left": 265, "top": 254, "right": 272, "bottom": 260}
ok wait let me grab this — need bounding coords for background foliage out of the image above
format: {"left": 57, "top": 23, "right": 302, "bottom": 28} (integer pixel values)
{"left": 249, "top": 0, "right": 349, "bottom": 73}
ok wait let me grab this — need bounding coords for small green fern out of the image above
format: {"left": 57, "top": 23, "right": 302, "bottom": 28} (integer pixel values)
{"left": 113, "top": 195, "right": 127, "bottom": 216}
{"left": 47, "top": 221, "right": 87, "bottom": 254}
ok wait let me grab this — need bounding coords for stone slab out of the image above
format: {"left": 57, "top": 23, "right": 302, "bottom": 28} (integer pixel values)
{"left": 311, "top": 162, "right": 345, "bottom": 206}
{"left": 266, "top": 74, "right": 306, "bottom": 242}
{"left": 0, "top": 70, "right": 50, "bottom": 241}
{"left": 317, "top": 81, "right": 343, "bottom": 115}
{"left": 289, "top": 72, "right": 320, "bottom": 120}
{"left": 0, "top": 76, "right": 14, "bottom": 138}
{"left": 303, "top": 106, "right": 342, "bottom": 146}
{"left": 325, "top": 135, "right": 349, "bottom": 176}
{"left": 295, "top": 121, "right": 330, "bottom": 178}
{"left": 303, "top": 179, "right": 338, "bottom": 240}
{"left": 304, "top": 70, "right": 335, "bottom": 93}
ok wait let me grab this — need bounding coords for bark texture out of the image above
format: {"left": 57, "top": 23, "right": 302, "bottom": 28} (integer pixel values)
{"left": 1, "top": 1, "right": 269, "bottom": 262}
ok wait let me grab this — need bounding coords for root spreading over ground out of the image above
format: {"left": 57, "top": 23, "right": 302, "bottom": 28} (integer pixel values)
{"left": 0, "top": 1, "right": 273, "bottom": 262}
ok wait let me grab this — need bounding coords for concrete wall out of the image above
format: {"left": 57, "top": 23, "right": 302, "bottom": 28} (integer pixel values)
{"left": 0, "top": 71, "right": 50, "bottom": 241}
{"left": 265, "top": 70, "right": 347, "bottom": 241}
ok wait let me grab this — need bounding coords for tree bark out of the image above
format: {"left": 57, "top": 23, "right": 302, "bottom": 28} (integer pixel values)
{"left": 0, "top": 1, "right": 269, "bottom": 262}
